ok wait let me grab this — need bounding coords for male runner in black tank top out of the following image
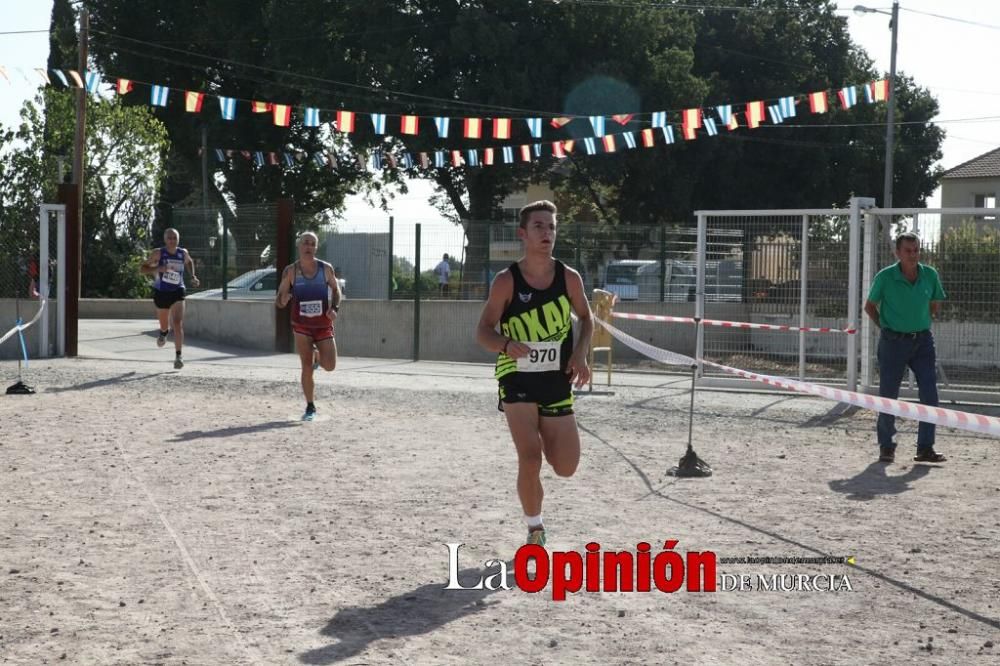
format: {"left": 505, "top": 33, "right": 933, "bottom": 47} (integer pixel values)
{"left": 476, "top": 200, "right": 593, "bottom": 548}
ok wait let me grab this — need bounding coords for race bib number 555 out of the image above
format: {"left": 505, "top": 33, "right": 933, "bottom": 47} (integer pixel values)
{"left": 299, "top": 300, "right": 324, "bottom": 317}
{"left": 516, "top": 341, "right": 561, "bottom": 372}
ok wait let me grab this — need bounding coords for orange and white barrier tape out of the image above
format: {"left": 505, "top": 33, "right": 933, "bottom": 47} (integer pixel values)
{"left": 612, "top": 311, "right": 856, "bottom": 334}
{"left": 596, "top": 317, "right": 1000, "bottom": 438}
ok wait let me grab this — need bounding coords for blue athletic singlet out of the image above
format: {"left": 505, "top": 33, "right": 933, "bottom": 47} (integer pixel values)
{"left": 290, "top": 260, "right": 334, "bottom": 329}
{"left": 154, "top": 247, "right": 186, "bottom": 291}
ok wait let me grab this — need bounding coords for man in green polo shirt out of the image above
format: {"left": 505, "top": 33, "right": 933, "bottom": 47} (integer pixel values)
{"left": 864, "top": 232, "right": 947, "bottom": 464}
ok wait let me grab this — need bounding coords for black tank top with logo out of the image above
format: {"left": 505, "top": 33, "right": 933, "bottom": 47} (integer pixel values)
{"left": 494, "top": 260, "right": 573, "bottom": 381}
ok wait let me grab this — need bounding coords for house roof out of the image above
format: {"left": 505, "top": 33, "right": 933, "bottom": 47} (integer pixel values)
{"left": 940, "top": 146, "right": 1000, "bottom": 179}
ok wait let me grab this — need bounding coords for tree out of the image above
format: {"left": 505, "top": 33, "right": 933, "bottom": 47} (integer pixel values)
{"left": 0, "top": 91, "right": 169, "bottom": 298}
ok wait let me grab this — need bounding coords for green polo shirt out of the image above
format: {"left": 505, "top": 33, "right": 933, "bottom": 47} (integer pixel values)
{"left": 867, "top": 262, "right": 946, "bottom": 333}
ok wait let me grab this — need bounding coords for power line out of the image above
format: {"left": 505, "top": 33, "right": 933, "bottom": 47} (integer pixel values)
{"left": 0, "top": 29, "right": 50, "bottom": 36}
{"left": 547, "top": 0, "right": 853, "bottom": 11}
{"left": 900, "top": 7, "right": 1000, "bottom": 31}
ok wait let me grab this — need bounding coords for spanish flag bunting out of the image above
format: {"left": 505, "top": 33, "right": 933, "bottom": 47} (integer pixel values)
{"left": 550, "top": 117, "right": 571, "bottom": 128}
{"left": 552, "top": 141, "right": 566, "bottom": 158}
{"left": 336, "top": 110, "right": 356, "bottom": 133}
{"left": 745, "top": 101, "right": 765, "bottom": 129}
{"left": 682, "top": 108, "right": 701, "bottom": 132}
{"left": 484, "top": 148, "right": 495, "bottom": 165}
{"left": 641, "top": 128, "right": 655, "bottom": 148}
{"left": 562, "top": 140, "right": 574, "bottom": 153}
{"left": 464, "top": 117, "right": 482, "bottom": 139}
{"left": 185, "top": 91, "right": 204, "bottom": 113}
{"left": 400, "top": 115, "right": 419, "bottom": 135}
{"left": 727, "top": 114, "right": 739, "bottom": 131}
{"left": 612, "top": 114, "right": 634, "bottom": 125}
{"left": 520, "top": 144, "right": 532, "bottom": 162}
{"left": 272, "top": 104, "right": 291, "bottom": 127}
{"left": 602, "top": 135, "right": 616, "bottom": 152}
{"left": 451, "top": 150, "right": 463, "bottom": 167}
{"left": 808, "top": 91, "right": 828, "bottom": 114}
{"left": 251, "top": 101, "right": 272, "bottom": 113}
{"left": 493, "top": 117, "right": 512, "bottom": 140}
{"left": 871, "top": 79, "right": 889, "bottom": 102}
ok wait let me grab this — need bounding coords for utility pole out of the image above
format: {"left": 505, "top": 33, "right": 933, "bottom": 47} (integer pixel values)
{"left": 72, "top": 7, "right": 88, "bottom": 233}
{"left": 883, "top": 0, "right": 899, "bottom": 211}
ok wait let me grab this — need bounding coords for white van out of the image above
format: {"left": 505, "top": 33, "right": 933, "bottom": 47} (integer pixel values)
{"left": 602, "top": 260, "right": 696, "bottom": 302}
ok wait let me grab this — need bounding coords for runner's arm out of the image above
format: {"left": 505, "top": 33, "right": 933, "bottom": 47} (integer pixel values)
{"left": 476, "top": 270, "right": 528, "bottom": 359}
{"left": 139, "top": 249, "right": 163, "bottom": 276}
{"left": 183, "top": 251, "right": 200, "bottom": 287}
{"left": 564, "top": 267, "right": 593, "bottom": 387}
{"left": 324, "top": 264, "right": 342, "bottom": 316}
{"left": 275, "top": 265, "right": 294, "bottom": 308}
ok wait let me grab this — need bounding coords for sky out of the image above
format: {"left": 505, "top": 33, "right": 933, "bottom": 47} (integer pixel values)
{"left": 2, "top": 1, "right": 1000, "bottom": 263}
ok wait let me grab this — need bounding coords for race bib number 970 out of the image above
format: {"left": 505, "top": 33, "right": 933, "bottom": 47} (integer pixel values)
{"left": 299, "top": 300, "right": 323, "bottom": 317}
{"left": 516, "top": 341, "right": 561, "bottom": 372}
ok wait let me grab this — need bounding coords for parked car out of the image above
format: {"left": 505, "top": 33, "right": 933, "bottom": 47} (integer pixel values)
{"left": 189, "top": 267, "right": 345, "bottom": 300}
{"left": 602, "top": 259, "right": 695, "bottom": 302}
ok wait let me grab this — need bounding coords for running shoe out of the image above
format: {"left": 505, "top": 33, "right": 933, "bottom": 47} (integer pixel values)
{"left": 302, "top": 405, "right": 317, "bottom": 422}
{"left": 526, "top": 528, "right": 546, "bottom": 547}
{"left": 157, "top": 332, "right": 167, "bottom": 348}
{"left": 173, "top": 356, "right": 184, "bottom": 370}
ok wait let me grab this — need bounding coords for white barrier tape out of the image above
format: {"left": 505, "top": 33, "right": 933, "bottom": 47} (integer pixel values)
{"left": 596, "top": 317, "right": 697, "bottom": 368}
{"left": 612, "top": 311, "right": 856, "bottom": 334}
{"left": 596, "top": 317, "right": 1000, "bottom": 438}
{"left": 0, "top": 298, "right": 47, "bottom": 347}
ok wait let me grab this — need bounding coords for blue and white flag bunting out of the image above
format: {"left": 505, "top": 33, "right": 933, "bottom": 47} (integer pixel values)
{"left": 716, "top": 104, "right": 732, "bottom": 125}
{"left": 304, "top": 107, "right": 320, "bottom": 127}
{"left": 502, "top": 146, "right": 514, "bottom": 163}
{"left": 150, "top": 85, "right": 169, "bottom": 107}
{"left": 219, "top": 97, "right": 236, "bottom": 120}
{"left": 254, "top": 151, "right": 265, "bottom": 167}
{"left": 840, "top": 85, "right": 857, "bottom": 109}
{"left": 53, "top": 70, "right": 69, "bottom": 87}
{"left": 526, "top": 117, "right": 542, "bottom": 139}
{"left": 768, "top": 105, "right": 784, "bottom": 124}
{"left": 214, "top": 149, "right": 225, "bottom": 162}
{"left": 466, "top": 149, "right": 479, "bottom": 167}
{"left": 778, "top": 96, "right": 796, "bottom": 118}
{"left": 434, "top": 151, "right": 446, "bottom": 168}
{"left": 434, "top": 117, "right": 450, "bottom": 138}
{"left": 863, "top": 84, "right": 875, "bottom": 104}
{"left": 661, "top": 125, "right": 675, "bottom": 144}
{"left": 402, "top": 153, "right": 414, "bottom": 169}
{"left": 371, "top": 113, "right": 387, "bottom": 135}
{"left": 371, "top": 152, "right": 383, "bottom": 169}
{"left": 622, "top": 131, "right": 637, "bottom": 149}
{"left": 85, "top": 72, "right": 101, "bottom": 93}
{"left": 651, "top": 111, "right": 667, "bottom": 128}
{"left": 704, "top": 118, "right": 718, "bottom": 136}
{"left": 313, "top": 152, "right": 326, "bottom": 167}
{"left": 533, "top": 144, "right": 542, "bottom": 158}
{"left": 589, "top": 115, "right": 606, "bottom": 137}
{"left": 583, "top": 137, "right": 597, "bottom": 155}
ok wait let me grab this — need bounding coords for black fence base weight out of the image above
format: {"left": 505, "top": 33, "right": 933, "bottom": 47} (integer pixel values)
{"left": 6, "top": 380, "right": 36, "bottom": 395}
{"left": 667, "top": 446, "right": 713, "bottom": 478}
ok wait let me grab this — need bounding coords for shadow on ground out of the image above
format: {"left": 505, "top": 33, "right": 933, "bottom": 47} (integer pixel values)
{"left": 299, "top": 565, "right": 512, "bottom": 664}
{"left": 828, "top": 461, "right": 932, "bottom": 500}
{"left": 170, "top": 421, "right": 300, "bottom": 441}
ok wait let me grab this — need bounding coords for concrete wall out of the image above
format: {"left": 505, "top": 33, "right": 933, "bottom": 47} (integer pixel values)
{"left": 0, "top": 299, "right": 60, "bottom": 360}
{"left": 184, "top": 300, "right": 276, "bottom": 352}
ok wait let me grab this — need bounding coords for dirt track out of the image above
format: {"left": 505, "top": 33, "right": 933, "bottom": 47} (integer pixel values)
{"left": 1, "top": 320, "right": 998, "bottom": 665}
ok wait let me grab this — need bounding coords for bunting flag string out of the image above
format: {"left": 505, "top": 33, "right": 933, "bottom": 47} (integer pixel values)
{"left": 10, "top": 64, "right": 891, "bottom": 170}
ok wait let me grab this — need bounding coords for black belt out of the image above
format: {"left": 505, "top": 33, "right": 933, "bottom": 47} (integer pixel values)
{"left": 882, "top": 328, "right": 929, "bottom": 339}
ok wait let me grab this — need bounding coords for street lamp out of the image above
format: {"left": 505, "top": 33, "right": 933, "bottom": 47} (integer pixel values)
{"left": 854, "top": 1, "right": 900, "bottom": 210}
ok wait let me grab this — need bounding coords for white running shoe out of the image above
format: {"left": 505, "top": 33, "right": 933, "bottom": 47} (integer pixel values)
{"left": 173, "top": 356, "right": 184, "bottom": 370}
{"left": 156, "top": 332, "right": 167, "bottom": 348}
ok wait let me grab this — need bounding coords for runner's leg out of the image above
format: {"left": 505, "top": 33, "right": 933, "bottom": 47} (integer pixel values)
{"left": 539, "top": 414, "right": 581, "bottom": 477}
{"left": 169, "top": 299, "right": 185, "bottom": 353}
{"left": 315, "top": 336, "right": 337, "bottom": 372}
{"left": 503, "top": 402, "right": 545, "bottom": 517}
{"left": 295, "top": 333, "right": 316, "bottom": 404}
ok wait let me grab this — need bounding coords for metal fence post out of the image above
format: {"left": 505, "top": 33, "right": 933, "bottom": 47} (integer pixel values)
{"left": 846, "top": 198, "right": 865, "bottom": 391}
{"left": 695, "top": 212, "right": 707, "bottom": 378}
{"left": 221, "top": 213, "right": 229, "bottom": 300}
{"left": 413, "top": 223, "right": 421, "bottom": 361}
{"left": 799, "top": 214, "right": 809, "bottom": 381}
{"left": 861, "top": 209, "right": 879, "bottom": 391}
{"left": 659, "top": 222, "right": 667, "bottom": 303}
{"left": 388, "top": 216, "right": 394, "bottom": 301}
